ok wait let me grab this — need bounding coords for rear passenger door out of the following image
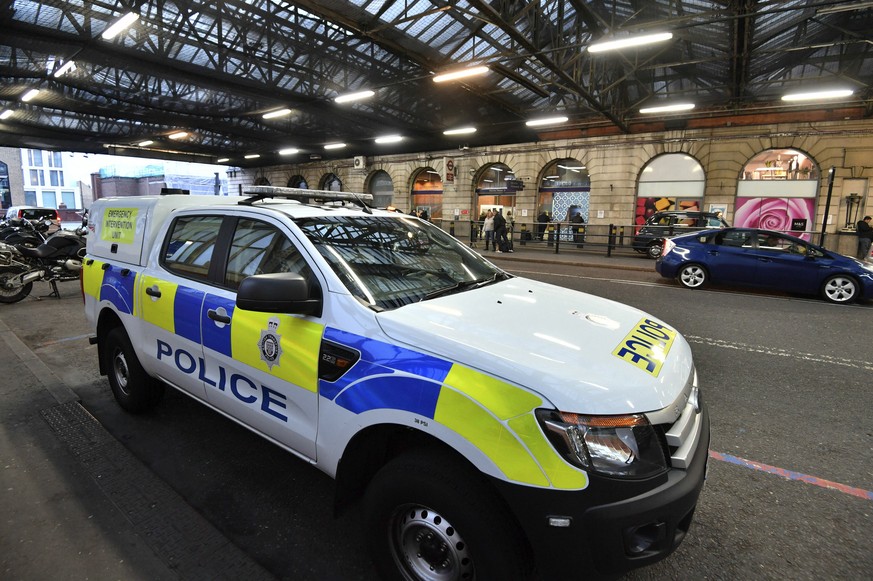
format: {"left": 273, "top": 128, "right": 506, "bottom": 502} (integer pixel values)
{"left": 704, "top": 229, "right": 759, "bottom": 285}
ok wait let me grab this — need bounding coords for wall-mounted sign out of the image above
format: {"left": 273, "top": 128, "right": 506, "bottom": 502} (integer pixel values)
{"left": 445, "top": 158, "right": 455, "bottom": 183}
{"left": 505, "top": 179, "right": 524, "bottom": 190}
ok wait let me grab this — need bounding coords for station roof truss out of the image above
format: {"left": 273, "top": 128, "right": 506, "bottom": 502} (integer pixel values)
{"left": 1, "top": 0, "right": 872, "bottom": 167}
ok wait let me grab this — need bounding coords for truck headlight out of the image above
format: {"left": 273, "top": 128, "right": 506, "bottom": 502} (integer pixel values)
{"left": 536, "top": 410, "right": 668, "bottom": 478}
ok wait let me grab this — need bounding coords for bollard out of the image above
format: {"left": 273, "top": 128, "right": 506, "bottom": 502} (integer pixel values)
{"left": 607, "top": 224, "right": 616, "bottom": 257}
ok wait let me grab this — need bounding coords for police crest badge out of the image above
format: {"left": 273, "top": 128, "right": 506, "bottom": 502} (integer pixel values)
{"left": 258, "top": 317, "right": 282, "bottom": 369}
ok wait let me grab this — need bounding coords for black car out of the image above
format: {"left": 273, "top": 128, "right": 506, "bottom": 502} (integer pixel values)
{"left": 633, "top": 210, "right": 729, "bottom": 259}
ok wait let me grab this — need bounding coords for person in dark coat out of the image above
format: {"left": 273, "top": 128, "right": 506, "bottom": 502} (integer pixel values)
{"left": 857, "top": 215, "right": 873, "bottom": 261}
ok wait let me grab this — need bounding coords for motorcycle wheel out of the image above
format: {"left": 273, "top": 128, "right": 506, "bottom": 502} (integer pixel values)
{"left": 0, "top": 268, "right": 33, "bottom": 303}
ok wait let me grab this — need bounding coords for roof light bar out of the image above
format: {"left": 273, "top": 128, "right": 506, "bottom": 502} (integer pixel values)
{"left": 433, "top": 66, "right": 489, "bottom": 83}
{"left": 335, "top": 90, "right": 375, "bottom": 104}
{"left": 781, "top": 89, "right": 853, "bottom": 102}
{"left": 21, "top": 89, "right": 40, "bottom": 102}
{"left": 263, "top": 108, "right": 292, "bottom": 119}
{"left": 639, "top": 103, "right": 696, "bottom": 114}
{"left": 588, "top": 32, "right": 673, "bottom": 54}
{"left": 101, "top": 12, "right": 140, "bottom": 40}
{"left": 525, "top": 116, "right": 568, "bottom": 127}
{"left": 443, "top": 126, "right": 477, "bottom": 135}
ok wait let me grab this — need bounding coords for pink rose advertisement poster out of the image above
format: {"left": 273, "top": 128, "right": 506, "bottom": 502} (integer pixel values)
{"left": 734, "top": 197, "right": 815, "bottom": 241}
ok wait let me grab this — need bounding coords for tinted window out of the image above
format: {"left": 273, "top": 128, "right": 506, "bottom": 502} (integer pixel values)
{"left": 714, "top": 230, "right": 753, "bottom": 247}
{"left": 162, "top": 216, "right": 221, "bottom": 281}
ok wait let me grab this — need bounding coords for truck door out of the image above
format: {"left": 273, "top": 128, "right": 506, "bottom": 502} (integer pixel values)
{"left": 137, "top": 214, "right": 223, "bottom": 401}
{"left": 198, "top": 216, "right": 323, "bottom": 460}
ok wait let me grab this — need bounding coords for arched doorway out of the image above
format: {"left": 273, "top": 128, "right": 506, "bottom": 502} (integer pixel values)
{"left": 320, "top": 173, "right": 342, "bottom": 191}
{"left": 411, "top": 168, "right": 442, "bottom": 221}
{"left": 287, "top": 175, "right": 308, "bottom": 189}
{"left": 475, "top": 162, "right": 519, "bottom": 224}
{"left": 368, "top": 170, "right": 394, "bottom": 208}
{"left": 636, "top": 153, "right": 705, "bottom": 226}
{"left": 736, "top": 148, "right": 819, "bottom": 240}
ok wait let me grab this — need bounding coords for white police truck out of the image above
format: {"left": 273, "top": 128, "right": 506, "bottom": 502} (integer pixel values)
{"left": 83, "top": 187, "right": 709, "bottom": 580}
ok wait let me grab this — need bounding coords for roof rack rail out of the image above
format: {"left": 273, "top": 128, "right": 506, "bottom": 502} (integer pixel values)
{"left": 240, "top": 185, "right": 373, "bottom": 210}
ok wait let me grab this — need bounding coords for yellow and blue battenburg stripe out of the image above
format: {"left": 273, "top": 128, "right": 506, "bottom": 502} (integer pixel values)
{"left": 83, "top": 259, "right": 139, "bottom": 315}
{"left": 320, "top": 327, "right": 588, "bottom": 490}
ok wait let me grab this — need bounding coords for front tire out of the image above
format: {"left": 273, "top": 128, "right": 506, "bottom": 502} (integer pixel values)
{"left": 363, "top": 449, "right": 532, "bottom": 581}
{"left": 0, "top": 268, "right": 33, "bottom": 303}
{"left": 678, "top": 264, "right": 708, "bottom": 289}
{"left": 103, "top": 326, "right": 165, "bottom": 412}
{"left": 821, "top": 275, "right": 857, "bottom": 304}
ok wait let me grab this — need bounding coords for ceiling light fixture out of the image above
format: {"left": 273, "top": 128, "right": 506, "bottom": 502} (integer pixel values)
{"left": 639, "top": 102, "right": 696, "bottom": 114}
{"left": 324, "top": 143, "right": 346, "bottom": 150}
{"left": 278, "top": 148, "right": 299, "bottom": 155}
{"left": 0, "top": 110, "right": 13, "bottom": 120}
{"left": 588, "top": 32, "right": 673, "bottom": 54}
{"left": 168, "top": 131, "right": 188, "bottom": 140}
{"left": 137, "top": 140, "right": 154, "bottom": 147}
{"left": 525, "top": 116, "right": 569, "bottom": 127}
{"left": 335, "top": 90, "right": 375, "bottom": 104}
{"left": 216, "top": 158, "right": 230, "bottom": 163}
{"left": 443, "top": 126, "right": 477, "bottom": 135}
{"left": 433, "top": 66, "right": 489, "bottom": 83}
{"left": 53, "top": 61, "right": 76, "bottom": 78}
{"left": 244, "top": 154, "right": 260, "bottom": 159}
{"left": 101, "top": 12, "right": 140, "bottom": 40}
{"left": 375, "top": 134, "right": 403, "bottom": 144}
{"left": 21, "top": 89, "right": 40, "bottom": 102}
{"left": 262, "top": 108, "right": 292, "bottom": 119}
{"left": 781, "top": 89, "right": 854, "bottom": 102}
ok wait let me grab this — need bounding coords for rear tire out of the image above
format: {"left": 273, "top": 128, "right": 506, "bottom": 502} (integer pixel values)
{"left": 678, "top": 264, "right": 708, "bottom": 289}
{"left": 646, "top": 241, "right": 663, "bottom": 259}
{"left": 0, "top": 268, "right": 33, "bottom": 303}
{"left": 103, "top": 326, "right": 165, "bottom": 413}
{"left": 363, "top": 449, "right": 532, "bottom": 581}
{"left": 821, "top": 275, "right": 857, "bottom": 304}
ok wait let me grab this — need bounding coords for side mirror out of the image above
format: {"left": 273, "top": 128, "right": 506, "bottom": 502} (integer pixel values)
{"left": 237, "top": 272, "right": 322, "bottom": 316}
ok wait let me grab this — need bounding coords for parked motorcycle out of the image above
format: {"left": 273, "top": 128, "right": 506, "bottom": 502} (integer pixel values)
{"left": 0, "top": 222, "right": 87, "bottom": 303}
{"left": 0, "top": 218, "right": 52, "bottom": 248}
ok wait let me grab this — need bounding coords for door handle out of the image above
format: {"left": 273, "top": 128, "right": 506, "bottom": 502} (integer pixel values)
{"left": 208, "top": 308, "right": 232, "bottom": 324}
{"left": 145, "top": 285, "right": 161, "bottom": 298}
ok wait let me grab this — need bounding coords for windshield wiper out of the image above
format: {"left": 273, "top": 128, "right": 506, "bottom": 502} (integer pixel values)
{"left": 420, "top": 272, "right": 508, "bottom": 301}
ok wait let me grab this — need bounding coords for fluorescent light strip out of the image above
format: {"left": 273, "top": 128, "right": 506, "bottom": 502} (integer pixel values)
{"left": 244, "top": 154, "right": 260, "bottom": 159}
{"left": 168, "top": 131, "right": 188, "bottom": 140}
{"left": 137, "top": 140, "right": 154, "bottom": 147}
{"left": 279, "top": 148, "right": 299, "bottom": 155}
{"left": 324, "top": 143, "right": 346, "bottom": 150}
{"left": 639, "top": 102, "right": 696, "bottom": 114}
{"left": 217, "top": 158, "right": 230, "bottom": 163}
{"left": 335, "top": 90, "right": 375, "bottom": 104}
{"left": 781, "top": 89, "right": 853, "bottom": 102}
{"left": 263, "top": 108, "right": 292, "bottom": 119}
{"left": 0, "top": 110, "right": 13, "bottom": 120}
{"left": 433, "top": 66, "right": 489, "bottom": 83}
{"left": 443, "top": 126, "right": 477, "bottom": 135}
{"left": 21, "top": 89, "right": 40, "bottom": 102}
{"left": 53, "top": 61, "right": 76, "bottom": 78}
{"left": 375, "top": 135, "right": 403, "bottom": 144}
{"left": 101, "top": 12, "right": 140, "bottom": 40}
{"left": 588, "top": 32, "right": 673, "bottom": 53}
{"left": 525, "top": 116, "right": 568, "bottom": 127}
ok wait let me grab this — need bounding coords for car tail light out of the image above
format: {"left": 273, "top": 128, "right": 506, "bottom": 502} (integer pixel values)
{"left": 663, "top": 238, "right": 676, "bottom": 256}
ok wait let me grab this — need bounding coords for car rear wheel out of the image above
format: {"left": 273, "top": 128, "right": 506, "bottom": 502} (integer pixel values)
{"left": 646, "top": 242, "right": 663, "bottom": 259}
{"left": 821, "top": 275, "right": 857, "bottom": 304}
{"left": 678, "top": 264, "right": 708, "bottom": 289}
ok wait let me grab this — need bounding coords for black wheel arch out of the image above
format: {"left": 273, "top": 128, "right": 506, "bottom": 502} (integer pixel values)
{"left": 95, "top": 308, "right": 125, "bottom": 376}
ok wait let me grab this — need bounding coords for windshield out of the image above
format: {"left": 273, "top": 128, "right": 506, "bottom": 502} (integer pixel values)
{"left": 294, "top": 215, "right": 506, "bottom": 310}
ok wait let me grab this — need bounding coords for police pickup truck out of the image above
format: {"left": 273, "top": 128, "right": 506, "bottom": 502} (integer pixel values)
{"left": 83, "top": 187, "right": 709, "bottom": 580}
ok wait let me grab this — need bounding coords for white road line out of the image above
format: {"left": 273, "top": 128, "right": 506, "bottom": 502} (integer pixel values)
{"left": 685, "top": 335, "right": 873, "bottom": 371}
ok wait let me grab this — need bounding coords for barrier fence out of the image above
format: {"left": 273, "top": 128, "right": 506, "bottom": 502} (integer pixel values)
{"left": 434, "top": 219, "right": 832, "bottom": 258}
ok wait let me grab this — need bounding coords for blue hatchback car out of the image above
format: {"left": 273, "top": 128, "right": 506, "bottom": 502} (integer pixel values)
{"left": 656, "top": 228, "right": 873, "bottom": 304}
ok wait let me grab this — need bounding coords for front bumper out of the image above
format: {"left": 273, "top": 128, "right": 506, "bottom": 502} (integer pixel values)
{"left": 493, "top": 403, "right": 710, "bottom": 580}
